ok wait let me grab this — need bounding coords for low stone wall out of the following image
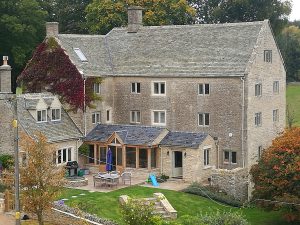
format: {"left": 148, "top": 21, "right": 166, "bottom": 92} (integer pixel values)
{"left": 210, "top": 168, "right": 248, "bottom": 201}
{"left": 65, "top": 177, "right": 88, "bottom": 187}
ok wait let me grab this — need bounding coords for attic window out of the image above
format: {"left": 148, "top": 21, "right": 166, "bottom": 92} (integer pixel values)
{"left": 74, "top": 48, "right": 88, "bottom": 62}
{"left": 37, "top": 109, "right": 47, "bottom": 122}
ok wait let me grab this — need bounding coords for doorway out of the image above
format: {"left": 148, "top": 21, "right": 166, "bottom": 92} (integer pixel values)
{"left": 172, "top": 151, "right": 183, "bottom": 178}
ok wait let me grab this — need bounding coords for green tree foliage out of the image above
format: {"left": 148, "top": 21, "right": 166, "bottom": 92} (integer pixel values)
{"left": 85, "top": 0, "right": 196, "bottom": 35}
{"left": 277, "top": 25, "right": 300, "bottom": 81}
{"left": 0, "top": 0, "right": 47, "bottom": 90}
{"left": 250, "top": 128, "right": 300, "bottom": 223}
{"left": 36, "top": 0, "right": 91, "bottom": 34}
{"left": 189, "top": 0, "right": 292, "bottom": 35}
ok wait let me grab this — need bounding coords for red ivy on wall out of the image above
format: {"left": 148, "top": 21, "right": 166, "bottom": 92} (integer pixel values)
{"left": 17, "top": 37, "right": 101, "bottom": 111}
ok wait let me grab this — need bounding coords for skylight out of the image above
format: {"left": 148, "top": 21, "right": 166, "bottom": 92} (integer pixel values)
{"left": 73, "top": 48, "right": 88, "bottom": 62}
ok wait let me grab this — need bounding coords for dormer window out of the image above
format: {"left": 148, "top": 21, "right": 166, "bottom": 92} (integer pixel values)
{"left": 51, "top": 108, "right": 61, "bottom": 121}
{"left": 37, "top": 109, "right": 47, "bottom": 122}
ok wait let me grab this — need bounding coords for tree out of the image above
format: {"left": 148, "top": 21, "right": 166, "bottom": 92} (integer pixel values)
{"left": 20, "top": 132, "right": 65, "bottom": 225}
{"left": 277, "top": 25, "right": 300, "bottom": 81}
{"left": 189, "top": 0, "right": 292, "bottom": 35}
{"left": 250, "top": 128, "right": 300, "bottom": 222}
{"left": 36, "top": 0, "right": 91, "bottom": 34}
{"left": 0, "top": 0, "right": 47, "bottom": 91}
{"left": 85, "top": 0, "right": 196, "bottom": 35}
{"left": 17, "top": 37, "right": 101, "bottom": 111}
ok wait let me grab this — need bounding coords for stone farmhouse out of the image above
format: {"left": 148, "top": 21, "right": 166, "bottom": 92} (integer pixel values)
{"left": 42, "top": 7, "right": 285, "bottom": 172}
{"left": 0, "top": 59, "right": 83, "bottom": 165}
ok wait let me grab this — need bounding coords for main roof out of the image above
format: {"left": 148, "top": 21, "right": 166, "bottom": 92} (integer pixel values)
{"left": 57, "top": 21, "right": 266, "bottom": 78}
{"left": 17, "top": 93, "right": 83, "bottom": 143}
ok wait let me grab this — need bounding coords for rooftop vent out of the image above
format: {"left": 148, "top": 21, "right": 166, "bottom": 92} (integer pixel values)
{"left": 73, "top": 48, "right": 88, "bottom": 62}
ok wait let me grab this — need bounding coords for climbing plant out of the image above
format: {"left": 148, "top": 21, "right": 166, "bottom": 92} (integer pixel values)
{"left": 17, "top": 37, "right": 101, "bottom": 111}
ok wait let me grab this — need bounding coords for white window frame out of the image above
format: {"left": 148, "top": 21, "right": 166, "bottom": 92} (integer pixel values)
{"left": 255, "top": 112, "right": 262, "bottom": 126}
{"left": 273, "top": 109, "right": 279, "bottom": 122}
{"left": 198, "top": 83, "right": 210, "bottom": 96}
{"left": 131, "top": 82, "right": 141, "bottom": 94}
{"left": 198, "top": 113, "right": 210, "bottom": 127}
{"left": 152, "top": 81, "right": 166, "bottom": 96}
{"left": 264, "top": 50, "right": 272, "bottom": 63}
{"left": 152, "top": 110, "right": 166, "bottom": 126}
{"left": 224, "top": 150, "right": 237, "bottom": 164}
{"left": 37, "top": 109, "right": 47, "bottom": 122}
{"left": 204, "top": 148, "right": 210, "bottom": 166}
{"left": 56, "top": 147, "right": 73, "bottom": 165}
{"left": 92, "top": 112, "right": 101, "bottom": 124}
{"left": 130, "top": 110, "right": 141, "bottom": 124}
{"left": 51, "top": 108, "right": 61, "bottom": 121}
{"left": 73, "top": 48, "right": 88, "bottom": 62}
{"left": 273, "top": 81, "right": 279, "bottom": 94}
{"left": 255, "top": 83, "right": 262, "bottom": 97}
{"left": 93, "top": 83, "right": 101, "bottom": 94}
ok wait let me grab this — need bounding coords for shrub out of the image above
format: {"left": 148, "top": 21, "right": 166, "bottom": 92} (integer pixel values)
{"left": 0, "top": 154, "right": 14, "bottom": 170}
{"left": 120, "top": 198, "right": 163, "bottom": 225}
{"left": 0, "top": 183, "right": 8, "bottom": 193}
{"left": 183, "top": 183, "right": 243, "bottom": 207}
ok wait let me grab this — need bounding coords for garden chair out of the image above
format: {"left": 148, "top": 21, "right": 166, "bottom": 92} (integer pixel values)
{"left": 121, "top": 172, "right": 132, "bottom": 185}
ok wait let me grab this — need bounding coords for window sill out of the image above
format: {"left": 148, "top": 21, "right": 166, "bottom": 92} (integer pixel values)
{"left": 152, "top": 94, "right": 166, "bottom": 97}
{"left": 152, "top": 123, "right": 166, "bottom": 126}
{"left": 203, "top": 165, "right": 212, "bottom": 170}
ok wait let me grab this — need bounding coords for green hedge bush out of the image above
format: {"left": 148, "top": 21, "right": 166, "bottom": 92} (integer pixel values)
{"left": 0, "top": 154, "right": 14, "bottom": 169}
{"left": 183, "top": 183, "right": 243, "bottom": 207}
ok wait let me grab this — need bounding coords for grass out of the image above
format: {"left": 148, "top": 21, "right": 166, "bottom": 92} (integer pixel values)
{"left": 287, "top": 83, "right": 300, "bottom": 126}
{"left": 58, "top": 186, "right": 286, "bottom": 225}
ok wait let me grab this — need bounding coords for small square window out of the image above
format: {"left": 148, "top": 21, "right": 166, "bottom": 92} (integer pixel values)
{"left": 224, "top": 151, "right": 237, "bottom": 164}
{"left": 37, "top": 109, "right": 47, "bottom": 122}
{"left": 152, "top": 110, "right": 166, "bottom": 125}
{"left": 130, "top": 110, "right": 141, "bottom": 123}
{"left": 255, "top": 83, "right": 262, "bottom": 96}
{"left": 51, "top": 108, "right": 61, "bottom": 121}
{"left": 131, "top": 82, "right": 141, "bottom": 94}
{"left": 198, "top": 83, "right": 210, "bottom": 95}
{"left": 258, "top": 146, "right": 263, "bottom": 159}
{"left": 264, "top": 50, "right": 272, "bottom": 63}
{"left": 93, "top": 83, "right": 101, "bottom": 94}
{"left": 92, "top": 112, "right": 101, "bottom": 124}
{"left": 153, "top": 82, "right": 166, "bottom": 95}
{"left": 273, "top": 81, "right": 279, "bottom": 94}
{"left": 273, "top": 109, "right": 279, "bottom": 122}
{"left": 255, "top": 112, "right": 262, "bottom": 126}
{"left": 198, "top": 113, "right": 210, "bottom": 126}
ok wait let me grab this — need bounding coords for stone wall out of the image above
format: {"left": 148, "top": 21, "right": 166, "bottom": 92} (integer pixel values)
{"left": 210, "top": 167, "right": 248, "bottom": 201}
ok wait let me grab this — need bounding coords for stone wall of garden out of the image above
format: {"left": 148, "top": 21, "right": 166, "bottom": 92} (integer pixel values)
{"left": 210, "top": 168, "right": 248, "bottom": 201}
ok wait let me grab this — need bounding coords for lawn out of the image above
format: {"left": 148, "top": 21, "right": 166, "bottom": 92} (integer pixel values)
{"left": 58, "top": 186, "right": 286, "bottom": 225}
{"left": 287, "top": 83, "right": 300, "bottom": 126}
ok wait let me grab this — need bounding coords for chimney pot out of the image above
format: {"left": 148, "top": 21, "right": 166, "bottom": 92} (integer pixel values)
{"left": 128, "top": 6, "right": 143, "bottom": 33}
{"left": 3, "top": 56, "right": 8, "bottom": 65}
{"left": 46, "top": 22, "right": 59, "bottom": 37}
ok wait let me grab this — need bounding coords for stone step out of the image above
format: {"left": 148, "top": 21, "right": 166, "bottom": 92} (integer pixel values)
{"left": 153, "top": 210, "right": 167, "bottom": 215}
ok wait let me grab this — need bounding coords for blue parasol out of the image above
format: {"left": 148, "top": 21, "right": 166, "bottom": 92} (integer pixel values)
{"left": 106, "top": 148, "right": 113, "bottom": 172}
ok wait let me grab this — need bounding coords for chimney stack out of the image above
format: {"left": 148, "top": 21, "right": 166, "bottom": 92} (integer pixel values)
{"left": 128, "top": 6, "right": 143, "bottom": 33}
{"left": 0, "top": 56, "right": 12, "bottom": 93}
{"left": 46, "top": 22, "right": 59, "bottom": 37}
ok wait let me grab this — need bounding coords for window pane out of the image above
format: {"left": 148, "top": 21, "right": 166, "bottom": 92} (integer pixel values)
{"left": 151, "top": 148, "right": 156, "bottom": 168}
{"left": 126, "top": 147, "right": 136, "bottom": 168}
{"left": 198, "top": 84, "right": 203, "bottom": 95}
{"left": 117, "top": 147, "right": 122, "bottom": 166}
{"left": 58, "top": 150, "right": 61, "bottom": 164}
{"left": 154, "top": 112, "right": 159, "bottom": 123}
{"left": 63, "top": 149, "right": 66, "bottom": 162}
{"left": 205, "top": 113, "right": 209, "bottom": 126}
{"left": 204, "top": 150, "right": 207, "bottom": 165}
{"left": 100, "top": 147, "right": 106, "bottom": 164}
{"left": 136, "top": 111, "right": 141, "bottom": 122}
{"left": 137, "top": 83, "right": 140, "bottom": 93}
{"left": 68, "top": 148, "right": 72, "bottom": 161}
{"left": 160, "top": 83, "right": 165, "bottom": 94}
{"left": 37, "top": 111, "right": 42, "bottom": 121}
{"left": 107, "top": 110, "right": 110, "bottom": 121}
{"left": 198, "top": 113, "right": 203, "bottom": 126}
{"left": 42, "top": 110, "right": 46, "bottom": 121}
{"left": 154, "top": 83, "right": 159, "bottom": 94}
{"left": 160, "top": 112, "right": 165, "bottom": 123}
{"left": 224, "top": 151, "right": 229, "bottom": 162}
{"left": 207, "top": 149, "right": 210, "bottom": 165}
{"left": 232, "top": 152, "right": 237, "bottom": 163}
{"left": 139, "top": 148, "right": 148, "bottom": 168}
{"left": 205, "top": 84, "right": 210, "bottom": 95}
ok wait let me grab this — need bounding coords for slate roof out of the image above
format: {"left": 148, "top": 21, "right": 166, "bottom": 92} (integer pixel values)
{"left": 160, "top": 131, "right": 208, "bottom": 149}
{"left": 17, "top": 94, "right": 83, "bottom": 143}
{"left": 85, "top": 124, "right": 165, "bottom": 146}
{"left": 57, "top": 21, "right": 265, "bottom": 77}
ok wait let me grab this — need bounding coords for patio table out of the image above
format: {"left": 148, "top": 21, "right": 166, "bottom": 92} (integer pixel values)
{"left": 94, "top": 173, "right": 120, "bottom": 188}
